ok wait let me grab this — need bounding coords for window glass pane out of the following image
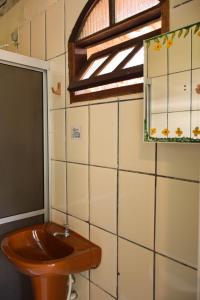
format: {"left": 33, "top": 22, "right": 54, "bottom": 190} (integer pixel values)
{"left": 124, "top": 47, "right": 144, "bottom": 68}
{"left": 75, "top": 78, "right": 143, "bottom": 95}
{"left": 79, "top": 0, "right": 109, "bottom": 39}
{"left": 87, "top": 20, "right": 161, "bottom": 58}
{"left": 81, "top": 56, "right": 108, "bottom": 80}
{"left": 115, "top": 0, "right": 159, "bottom": 23}
{"left": 99, "top": 47, "right": 134, "bottom": 75}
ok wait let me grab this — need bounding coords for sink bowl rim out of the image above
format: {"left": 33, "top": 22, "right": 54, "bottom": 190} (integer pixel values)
{"left": 1, "top": 226, "right": 75, "bottom": 266}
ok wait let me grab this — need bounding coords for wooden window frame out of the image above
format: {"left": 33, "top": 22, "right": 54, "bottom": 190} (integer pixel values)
{"left": 68, "top": 0, "right": 169, "bottom": 103}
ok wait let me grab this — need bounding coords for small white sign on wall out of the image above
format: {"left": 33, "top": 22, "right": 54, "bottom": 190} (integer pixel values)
{"left": 71, "top": 127, "right": 81, "bottom": 140}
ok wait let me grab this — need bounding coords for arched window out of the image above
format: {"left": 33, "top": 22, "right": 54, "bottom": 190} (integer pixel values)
{"left": 68, "top": 0, "right": 169, "bottom": 103}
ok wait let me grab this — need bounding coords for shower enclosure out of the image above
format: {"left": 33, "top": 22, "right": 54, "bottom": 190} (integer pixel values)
{"left": 0, "top": 49, "right": 48, "bottom": 300}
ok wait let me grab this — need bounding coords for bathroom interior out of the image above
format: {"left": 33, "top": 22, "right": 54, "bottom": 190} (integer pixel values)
{"left": 0, "top": 0, "right": 199, "bottom": 299}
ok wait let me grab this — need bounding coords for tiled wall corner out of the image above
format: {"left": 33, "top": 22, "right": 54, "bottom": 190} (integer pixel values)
{"left": 46, "top": 0, "right": 65, "bottom": 60}
{"left": 49, "top": 54, "right": 66, "bottom": 109}
{"left": 30, "top": 12, "right": 46, "bottom": 60}
{"left": 18, "top": 21, "right": 31, "bottom": 56}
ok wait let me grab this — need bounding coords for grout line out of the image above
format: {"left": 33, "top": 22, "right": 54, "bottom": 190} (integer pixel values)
{"left": 155, "top": 252, "right": 198, "bottom": 271}
{"left": 153, "top": 143, "right": 158, "bottom": 300}
{"left": 52, "top": 207, "right": 198, "bottom": 273}
{"left": 45, "top": 11, "right": 47, "bottom": 61}
{"left": 88, "top": 104, "right": 91, "bottom": 300}
{"left": 116, "top": 101, "right": 120, "bottom": 299}
{"left": 47, "top": 51, "right": 67, "bottom": 61}
{"left": 51, "top": 159, "right": 200, "bottom": 183}
{"left": 89, "top": 280, "right": 117, "bottom": 299}
{"left": 64, "top": 97, "right": 143, "bottom": 110}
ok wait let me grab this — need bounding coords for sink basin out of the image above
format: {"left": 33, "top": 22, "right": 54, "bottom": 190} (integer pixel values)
{"left": 1, "top": 222, "right": 101, "bottom": 300}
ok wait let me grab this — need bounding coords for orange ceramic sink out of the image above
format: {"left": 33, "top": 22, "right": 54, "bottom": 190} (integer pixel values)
{"left": 1, "top": 222, "right": 101, "bottom": 300}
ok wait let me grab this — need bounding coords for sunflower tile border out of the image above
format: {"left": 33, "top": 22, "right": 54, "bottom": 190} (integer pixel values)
{"left": 144, "top": 120, "right": 200, "bottom": 143}
{"left": 145, "top": 22, "right": 200, "bottom": 50}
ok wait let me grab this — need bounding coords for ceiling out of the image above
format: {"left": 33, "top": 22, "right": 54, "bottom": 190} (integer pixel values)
{"left": 0, "top": 0, "right": 20, "bottom": 16}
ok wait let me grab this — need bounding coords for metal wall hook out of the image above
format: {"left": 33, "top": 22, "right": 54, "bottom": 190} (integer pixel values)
{"left": 52, "top": 82, "right": 61, "bottom": 96}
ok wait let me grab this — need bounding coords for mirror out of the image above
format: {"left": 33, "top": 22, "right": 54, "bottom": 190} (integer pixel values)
{"left": 144, "top": 22, "right": 200, "bottom": 143}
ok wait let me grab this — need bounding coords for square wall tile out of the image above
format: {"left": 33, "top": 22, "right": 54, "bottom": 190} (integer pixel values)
{"left": 67, "top": 107, "right": 89, "bottom": 164}
{"left": 90, "top": 226, "right": 117, "bottom": 297}
{"left": 156, "top": 177, "right": 199, "bottom": 267}
{"left": 90, "top": 166, "right": 117, "bottom": 234}
{"left": 119, "top": 171, "right": 155, "bottom": 249}
{"left": 73, "top": 275, "right": 89, "bottom": 300}
{"left": 18, "top": 21, "right": 31, "bottom": 56}
{"left": 90, "top": 103, "right": 118, "bottom": 168}
{"left": 192, "top": 25, "right": 200, "bottom": 69}
{"left": 46, "top": 0, "right": 65, "bottom": 59}
{"left": 151, "top": 76, "right": 168, "bottom": 114}
{"left": 156, "top": 255, "right": 197, "bottom": 300}
{"left": 51, "top": 208, "right": 66, "bottom": 225}
{"left": 31, "top": 12, "right": 45, "bottom": 60}
{"left": 49, "top": 55, "right": 66, "bottom": 109}
{"left": 168, "top": 112, "right": 190, "bottom": 138}
{"left": 118, "top": 238, "right": 153, "bottom": 300}
{"left": 150, "top": 113, "right": 167, "bottom": 139}
{"left": 67, "top": 163, "right": 89, "bottom": 221}
{"left": 192, "top": 68, "right": 200, "bottom": 110}
{"left": 90, "top": 283, "right": 114, "bottom": 300}
{"left": 68, "top": 215, "right": 89, "bottom": 239}
{"left": 50, "top": 110, "right": 66, "bottom": 161}
{"left": 119, "top": 100, "right": 155, "bottom": 173}
{"left": 191, "top": 111, "right": 200, "bottom": 139}
{"left": 147, "top": 40, "right": 167, "bottom": 77}
{"left": 51, "top": 160, "right": 66, "bottom": 212}
{"left": 157, "top": 143, "right": 200, "bottom": 181}
{"left": 168, "top": 71, "right": 191, "bottom": 112}
{"left": 168, "top": 32, "right": 191, "bottom": 73}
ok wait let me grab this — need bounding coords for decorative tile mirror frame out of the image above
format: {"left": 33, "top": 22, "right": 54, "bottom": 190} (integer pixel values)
{"left": 144, "top": 22, "right": 200, "bottom": 143}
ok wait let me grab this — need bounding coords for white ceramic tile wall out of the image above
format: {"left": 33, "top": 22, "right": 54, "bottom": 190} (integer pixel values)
{"left": 118, "top": 238, "right": 154, "bottom": 300}
{"left": 119, "top": 100, "right": 155, "bottom": 173}
{"left": 67, "top": 163, "right": 89, "bottom": 221}
{"left": 49, "top": 54, "right": 66, "bottom": 109}
{"left": 156, "top": 255, "right": 197, "bottom": 300}
{"left": 51, "top": 160, "right": 66, "bottom": 212}
{"left": 119, "top": 171, "right": 155, "bottom": 249}
{"left": 31, "top": 12, "right": 46, "bottom": 59}
{"left": 1, "top": 0, "right": 200, "bottom": 299}
{"left": 46, "top": 0, "right": 65, "bottom": 59}
{"left": 50, "top": 109, "right": 66, "bottom": 161}
{"left": 66, "top": 107, "right": 89, "bottom": 164}
{"left": 90, "top": 166, "right": 117, "bottom": 233}
{"left": 18, "top": 21, "right": 31, "bottom": 56}
{"left": 156, "top": 177, "right": 199, "bottom": 268}
{"left": 90, "top": 103, "right": 118, "bottom": 168}
{"left": 90, "top": 226, "right": 117, "bottom": 297}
